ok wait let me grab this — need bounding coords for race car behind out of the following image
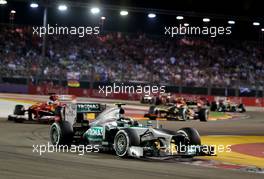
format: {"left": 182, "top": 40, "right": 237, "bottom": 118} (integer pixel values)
{"left": 210, "top": 100, "right": 246, "bottom": 113}
{"left": 144, "top": 99, "right": 209, "bottom": 122}
{"left": 8, "top": 94, "right": 78, "bottom": 123}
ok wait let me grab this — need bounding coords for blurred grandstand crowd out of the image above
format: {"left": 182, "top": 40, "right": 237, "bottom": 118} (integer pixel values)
{"left": 0, "top": 25, "right": 263, "bottom": 88}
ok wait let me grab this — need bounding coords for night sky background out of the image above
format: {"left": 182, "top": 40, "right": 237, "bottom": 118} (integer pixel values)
{"left": 0, "top": 0, "right": 263, "bottom": 41}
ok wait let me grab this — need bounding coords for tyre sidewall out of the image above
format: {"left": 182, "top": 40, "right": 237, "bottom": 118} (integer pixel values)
{"left": 114, "top": 130, "right": 130, "bottom": 157}
{"left": 50, "top": 122, "right": 62, "bottom": 145}
{"left": 177, "top": 127, "right": 201, "bottom": 145}
{"left": 199, "top": 108, "right": 209, "bottom": 122}
{"left": 50, "top": 121, "right": 73, "bottom": 145}
{"left": 179, "top": 107, "right": 187, "bottom": 121}
{"left": 14, "top": 105, "right": 25, "bottom": 115}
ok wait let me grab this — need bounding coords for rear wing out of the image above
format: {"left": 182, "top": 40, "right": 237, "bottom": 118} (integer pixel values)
{"left": 64, "top": 103, "right": 106, "bottom": 125}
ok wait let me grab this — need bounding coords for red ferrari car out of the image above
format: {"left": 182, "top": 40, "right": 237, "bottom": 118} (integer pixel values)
{"left": 8, "top": 94, "right": 76, "bottom": 123}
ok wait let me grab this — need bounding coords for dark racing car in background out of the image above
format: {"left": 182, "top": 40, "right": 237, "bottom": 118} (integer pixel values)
{"left": 50, "top": 103, "right": 215, "bottom": 158}
{"left": 210, "top": 99, "right": 246, "bottom": 113}
{"left": 144, "top": 98, "right": 209, "bottom": 122}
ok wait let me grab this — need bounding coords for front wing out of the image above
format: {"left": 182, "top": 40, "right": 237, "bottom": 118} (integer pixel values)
{"left": 128, "top": 145, "right": 216, "bottom": 158}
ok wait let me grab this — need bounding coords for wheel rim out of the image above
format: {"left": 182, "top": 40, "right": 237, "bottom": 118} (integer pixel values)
{"left": 180, "top": 108, "right": 187, "bottom": 120}
{"left": 116, "top": 134, "right": 127, "bottom": 155}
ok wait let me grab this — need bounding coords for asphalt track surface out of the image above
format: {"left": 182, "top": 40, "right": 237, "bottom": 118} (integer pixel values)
{"left": 0, "top": 99, "right": 264, "bottom": 178}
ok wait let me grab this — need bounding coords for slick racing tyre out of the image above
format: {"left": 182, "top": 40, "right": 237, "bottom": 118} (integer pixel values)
{"left": 114, "top": 130, "right": 130, "bottom": 157}
{"left": 230, "top": 106, "right": 236, "bottom": 112}
{"left": 14, "top": 105, "right": 25, "bottom": 115}
{"left": 238, "top": 104, "right": 246, "bottom": 113}
{"left": 198, "top": 108, "right": 209, "bottom": 122}
{"left": 179, "top": 108, "right": 188, "bottom": 121}
{"left": 50, "top": 121, "right": 73, "bottom": 145}
{"left": 148, "top": 105, "right": 156, "bottom": 114}
{"left": 210, "top": 101, "right": 217, "bottom": 111}
{"left": 177, "top": 127, "right": 201, "bottom": 145}
{"left": 7, "top": 115, "right": 13, "bottom": 121}
{"left": 13, "top": 105, "right": 26, "bottom": 123}
{"left": 148, "top": 105, "right": 157, "bottom": 120}
{"left": 217, "top": 104, "right": 226, "bottom": 112}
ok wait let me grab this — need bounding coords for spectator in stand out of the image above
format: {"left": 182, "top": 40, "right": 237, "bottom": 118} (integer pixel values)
{"left": 0, "top": 25, "right": 263, "bottom": 88}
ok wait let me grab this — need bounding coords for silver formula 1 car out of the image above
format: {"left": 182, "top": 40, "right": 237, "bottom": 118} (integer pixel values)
{"left": 50, "top": 103, "right": 214, "bottom": 158}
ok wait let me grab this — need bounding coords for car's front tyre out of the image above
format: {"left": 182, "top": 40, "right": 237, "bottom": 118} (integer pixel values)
{"left": 114, "top": 130, "right": 130, "bottom": 157}
{"left": 177, "top": 127, "right": 201, "bottom": 145}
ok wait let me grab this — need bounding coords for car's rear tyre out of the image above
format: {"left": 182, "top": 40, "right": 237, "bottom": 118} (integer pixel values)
{"left": 179, "top": 108, "right": 188, "bottom": 121}
{"left": 177, "top": 127, "right": 201, "bottom": 145}
{"left": 14, "top": 105, "right": 25, "bottom": 115}
{"left": 230, "top": 106, "right": 236, "bottom": 112}
{"left": 50, "top": 121, "right": 73, "bottom": 145}
{"left": 198, "top": 108, "right": 209, "bottom": 122}
{"left": 114, "top": 130, "right": 130, "bottom": 157}
{"left": 148, "top": 105, "right": 156, "bottom": 114}
{"left": 210, "top": 101, "right": 217, "bottom": 111}
{"left": 238, "top": 104, "right": 246, "bottom": 113}
{"left": 7, "top": 115, "right": 13, "bottom": 121}
{"left": 147, "top": 106, "right": 157, "bottom": 120}
{"left": 217, "top": 104, "right": 226, "bottom": 112}
{"left": 13, "top": 105, "right": 25, "bottom": 123}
